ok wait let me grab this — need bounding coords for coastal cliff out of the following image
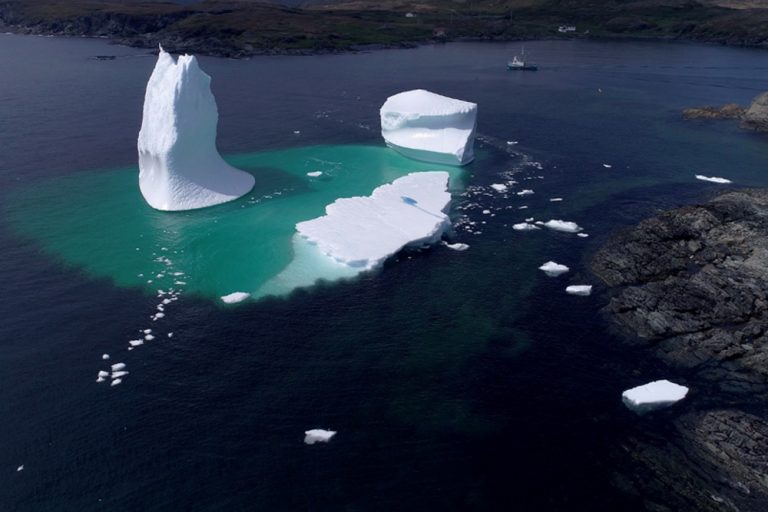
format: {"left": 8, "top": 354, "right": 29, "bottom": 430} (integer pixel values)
{"left": 684, "top": 92, "right": 768, "bottom": 132}
{"left": 592, "top": 189, "right": 768, "bottom": 511}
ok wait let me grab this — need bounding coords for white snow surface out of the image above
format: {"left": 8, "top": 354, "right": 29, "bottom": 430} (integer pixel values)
{"left": 566, "top": 285, "right": 592, "bottom": 296}
{"left": 137, "top": 47, "right": 255, "bottom": 211}
{"left": 543, "top": 220, "right": 583, "bottom": 233}
{"left": 304, "top": 429, "right": 336, "bottom": 445}
{"left": 221, "top": 292, "right": 251, "bottom": 304}
{"left": 296, "top": 172, "right": 452, "bottom": 270}
{"left": 539, "top": 261, "right": 570, "bottom": 277}
{"left": 695, "top": 175, "right": 732, "bottom": 184}
{"left": 380, "top": 90, "right": 477, "bottom": 166}
{"left": 622, "top": 379, "right": 689, "bottom": 413}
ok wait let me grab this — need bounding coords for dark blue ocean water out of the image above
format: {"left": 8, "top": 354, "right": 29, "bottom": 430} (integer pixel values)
{"left": 2, "top": 34, "right": 768, "bottom": 511}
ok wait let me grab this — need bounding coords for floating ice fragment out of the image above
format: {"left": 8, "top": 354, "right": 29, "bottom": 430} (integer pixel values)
{"left": 296, "top": 172, "right": 452, "bottom": 270}
{"left": 566, "top": 285, "right": 592, "bottom": 296}
{"left": 145, "top": 334, "right": 155, "bottom": 341}
{"left": 445, "top": 242, "right": 469, "bottom": 251}
{"left": 577, "top": 233, "right": 590, "bottom": 238}
{"left": 695, "top": 175, "right": 732, "bottom": 184}
{"left": 304, "top": 429, "right": 336, "bottom": 445}
{"left": 482, "top": 209, "right": 491, "bottom": 215}
{"left": 143, "top": 329, "right": 152, "bottom": 334}
{"left": 512, "top": 223, "right": 541, "bottom": 231}
{"left": 16, "top": 465, "right": 23, "bottom": 472}
{"left": 137, "top": 47, "right": 255, "bottom": 211}
{"left": 307, "top": 171, "right": 323, "bottom": 178}
{"left": 516, "top": 189, "right": 534, "bottom": 196}
{"left": 603, "top": 164, "right": 612, "bottom": 168}
{"left": 490, "top": 184, "right": 508, "bottom": 192}
{"left": 543, "top": 220, "right": 582, "bottom": 233}
{"left": 549, "top": 198, "right": 563, "bottom": 202}
{"left": 506, "top": 140, "right": 518, "bottom": 145}
{"left": 98, "top": 370, "right": 109, "bottom": 379}
{"left": 112, "top": 371, "right": 129, "bottom": 378}
{"left": 221, "top": 292, "right": 251, "bottom": 304}
{"left": 102, "top": 354, "right": 110, "bottom": 360}
{"left": 168, "top": 332, "right": 174, "bottom": 338}
{"left": 129, "top": 339, "right": 144, "bottom": 347}
{"left": 622, "top": 380, "right": 689, "bottom": 414}
{"left": 111, "top": 379, "right": 122, "bottom": 387}
{"left": 111, "top": 363, "right": 126, "bottom": 371}
{"left": 380, "top": 89, "right": 477, "bottom": 165}
{"left": 539, "top": 261, "right": 569, "bottom": 277}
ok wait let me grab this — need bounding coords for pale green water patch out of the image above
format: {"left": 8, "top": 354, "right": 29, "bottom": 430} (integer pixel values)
{"left": 6, "top": 145, "right": 465, "bottom": 300}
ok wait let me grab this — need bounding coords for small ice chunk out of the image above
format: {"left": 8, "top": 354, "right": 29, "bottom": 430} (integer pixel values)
{"left": 482, "top": 209, "right": 491, "bottom": 215}
{"left": 102, "top": 354, "right": 110, "bottom": 360}
{"left": 445, "top": 242, "right": 469, "bottom": 251}
{"left": 577, "top": 233, "right": 590, "bottom": 238}
{"left": 525, "top": 217, "right": 534, "bottom": 222}
{"left": 145, "top": 334, "right": 155, "bottom": 341}
{"left": 695, "top": 175, "right": 732, "bottom": 184}
{"left": 112, "top": 371, "right": 129, "bottom": 378}
{"left": 506, "top": 140, "right": 518, "bottom": 145}
{"left": 549, "top": 198, "right": 563, "bottom": 202}
{"left": 221, "top": 292, "right": 251, "bottom": 304}
{"left": 622, "top": 379, "right": 689, "bottom": 414}
{"left": 111, "top": 379, "right": 122, "bottom": 387}
{"left": 293, "top": 130, "right": 301, "bottom": 135}
{"left": 512, "top": 222, "right": 541, "bottom": 231}
{"left": 307, "top": 171, "right": 323, "bottom": 178}
{"left": 168, "top": 332, "right": 174, "bottom": 338}
{"left": 539, "top": 261, "right": 569, "bottom": 277}
{"left": 543, "top": 220, "right": 582, "bottom": 233}
{"left": 490, "top": 183, "right": 508, "bottom": 192}
{"left": 154, "top": 313, "right": 165, "bottom": 320}
{"left": 304, "top": 429, "right": 336, "bottom": 445}
{"left": 143, "top": 329, "right": 152, "bottom": 334}
{"left": 17, "top": 465, "right": 23, "bottom": 472}
{"left": 129, "top": 339, "right": 144, "bottom": 347}
{"left": 516, "top": 189, "right": 534, "bottom": 196}
{"left": 518, "top": 205, "right": 528, "bottom": 210}
{"left": 111, "top": 363, "right": 126, "bottom": 371}
{"left": 566, "top": 285, "right": 592, "bottom": 296}
{"left": 98, "top": 370, "right": 109, "bottom": 379}
{"left": 603, "top": 163, "right": 612, "bottom": 168}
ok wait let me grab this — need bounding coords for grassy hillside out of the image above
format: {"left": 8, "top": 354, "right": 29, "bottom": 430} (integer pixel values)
{"left": 1, "top": 0, "right": 768, "bottom": 56}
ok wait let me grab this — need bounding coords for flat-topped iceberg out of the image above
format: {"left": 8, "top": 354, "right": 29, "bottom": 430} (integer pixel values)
{"left": 622, "top": 379, "right": 689, "bottom": 414}
{"left": 296, "top": 172, "right": 452, "bottom": 270}
{"left": 137, "top": 47, "right": 255, "bottom": 211}
{"left": 539, "top": 261, "right": 569, "bottom": 277}
{"left": 304, "top": 429, "right": 336, "bottom": 445}
{"left": 380, "top": 89, "right": 477, "bottom": 166}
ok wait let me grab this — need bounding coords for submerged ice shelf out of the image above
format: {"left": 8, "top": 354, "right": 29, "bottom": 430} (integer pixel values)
{"left": 380, "top": 89, "right": 477, "bottom": 166}
{"left": 137, "top": 47, "right": 254, "bottom": 211}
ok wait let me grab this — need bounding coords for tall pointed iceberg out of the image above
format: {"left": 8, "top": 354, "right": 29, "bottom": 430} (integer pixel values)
{"left": 380, "top": 89, "right": 477, "bottom": 166}
{"left": 137, "top": 47, "right": 255, "bottom": 211}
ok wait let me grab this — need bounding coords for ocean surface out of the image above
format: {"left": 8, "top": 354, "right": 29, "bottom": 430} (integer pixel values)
{"left": 2, "top": 34, "right": 768, "bottom": 511}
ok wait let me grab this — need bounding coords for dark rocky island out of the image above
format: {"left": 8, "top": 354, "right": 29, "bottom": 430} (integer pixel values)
{"left": 592, "top": 189, "right": 768, "bottom": 511}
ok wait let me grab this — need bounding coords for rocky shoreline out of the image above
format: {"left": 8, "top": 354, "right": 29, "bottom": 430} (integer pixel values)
{"left": 592, "top": 189, "right": 768, "bottom": 511}
{"left": 684, "top": 92, "right": 768, "bottom": 132}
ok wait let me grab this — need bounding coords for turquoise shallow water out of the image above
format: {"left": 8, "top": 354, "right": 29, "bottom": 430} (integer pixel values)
{"left": 6, "top": 145, "right": 464, "bottom": 300}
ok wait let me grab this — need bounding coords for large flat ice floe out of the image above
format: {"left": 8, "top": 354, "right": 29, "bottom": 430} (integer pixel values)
{"left": 380, "top": 90, "right": 477, "bottom": 166}
{"left": 296, "top": 172, "right": 452, "bottom": 270}
{"left": 622, "top": 379, "right": 689, "bottom": 414}
{"left": 137, "top": 47, "right": 255, "bottom": 211}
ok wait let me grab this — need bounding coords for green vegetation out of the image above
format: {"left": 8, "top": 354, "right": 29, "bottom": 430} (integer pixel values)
{"left": 1, "top": 0, "right": 768, "bottom": 56}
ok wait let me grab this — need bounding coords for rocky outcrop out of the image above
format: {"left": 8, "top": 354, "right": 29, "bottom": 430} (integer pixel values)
{"left": 614, "top": 409, "right": 768, "bottom": 512}
{"left": 741, "top": 92, "right": 768, "bottom": 132}
{"left": 593, "top": 189, "right": 768, "bottom": 390}
{"left": 683, "top": 103, "right": 745, "bottom": 120}
{"left": 593, "top": 189, "right": 768, "bottom": 511}
{"left": 683, "top": 93, "right": 768, "bottom": 133}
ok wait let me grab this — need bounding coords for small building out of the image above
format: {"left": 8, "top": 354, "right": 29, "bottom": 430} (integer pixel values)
{"left": 558, "top": 25, "right": 577, "bottom": 33}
